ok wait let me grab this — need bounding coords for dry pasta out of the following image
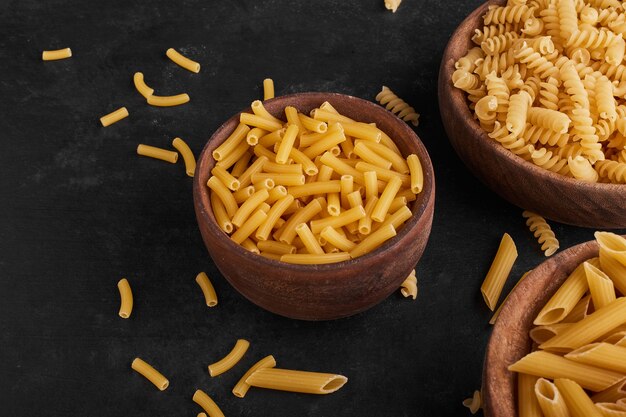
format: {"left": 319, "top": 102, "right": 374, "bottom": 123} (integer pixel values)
{"left": 462, "top": 390, "right": 482, "bottom": 414}
{"left": 166, "top": 48, "right": 200, "bottom": 73}
{"left": 42, "top": 48, "right": 72, "bottom": 61}
{"left": 192, "top": 390, "right": 225, "bottom": 417}
{"left": 481, "top": 233, "right": 518, "bottom": 311}
{"left": 208, "top": 339, "right": 250, "bottom": 377}
{"left": 400, "top": 269, "right": 418, "bottom": 299}
{"left": 133, "top": 72, "right": 154, "bottom": 98}
{"left": 232, "top": 355, "right": 276, "bottom": 398}
{"left": 147, "top": 93, "right": 190, "bottom": 107}
{"left": 522, "top": 211, "right": 559, "bottom": 256}
{"left": 384, "top": 0, "right": 402, "bottom": 13}
{"left": 375, "top": 86, "right": 419, "bottom": 126}
{"left": 195, "top": 272, "right": 218, "bottom": 307}
{"left": 131, "top": 358, "right": 169, "bottom": 391}
{"left": 117, "top": 278, "right": 133, "bottom": 319}
{"left": 172, "top": 137, "right": 196, "bottom": 177}
{"left": 137, "top": 144, "right": 178, "bottom": 164}
{"left": 245, "top": 367, "right": 348, "bottom": 395}
{"left": 263, "top": 78, "right": 274, "bottom": 100}
{"left": 100, "top": 107, "right": 129, "bottom": 127}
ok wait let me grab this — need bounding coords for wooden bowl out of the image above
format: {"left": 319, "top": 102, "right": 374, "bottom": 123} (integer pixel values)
{"left": 193, "top": 92, "right": 435, "bottom": 320}
{"left": 482, "top": 238, "right": 602, "bottom": 417}
{"left": 438, "top": 0, "right": 626, "bottom": 229}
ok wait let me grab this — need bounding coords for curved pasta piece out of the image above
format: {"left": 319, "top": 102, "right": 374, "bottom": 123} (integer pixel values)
{"left": 233, "top": 355, "right": 276, "bottom": 398}
{"left": 208, "top": 339, "right": 250, "bottom": 377}
{"left": 118, "top": 278, "right": 133, "bottom": 319}
{"left": 133, "top": 72, "right": 154, "bottom": 98}
{"left": 147, "top": 93, "right": 190, "bottom": 107}
{"left": 172, "top": 137, "right": 196, "bottom": 177}
{"left": 166, "top": 48, "right": 200, "bottom": 73}
{"left": 400, "top": 270, "right": 418, "bottom": 299}
{"left": 522, "top": 211, "right": 560, "bottom": 256}
{"left": 195, "top": 272, "right": 218, "bottom": 307}
{"left": 192, "top": 390, "right": 225, "bottom": 417}
{"left": 131, "top": 358, "right": 169, "bottom": 390}
{"left": 568, "top": 156, "right": 599, "bottom": 183}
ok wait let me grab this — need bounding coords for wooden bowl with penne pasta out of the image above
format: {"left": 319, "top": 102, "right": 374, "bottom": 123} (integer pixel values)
{"left": 438, "top": 0, "right": 626, "bottom": 229}
{"left": 193, "top": 92, "right": 434, "bottom": 320}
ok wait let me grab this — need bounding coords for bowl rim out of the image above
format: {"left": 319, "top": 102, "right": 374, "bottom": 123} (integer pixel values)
{"left": 193, "top": 91, "right": 435, "bottom": 275}
{"left": 441, "top": 0, "right": 626, "bottom": 193}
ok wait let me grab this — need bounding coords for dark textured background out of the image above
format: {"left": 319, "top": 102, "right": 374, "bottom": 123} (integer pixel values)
{"left": 0, "top": 0, "right": 615, "bottom": 416}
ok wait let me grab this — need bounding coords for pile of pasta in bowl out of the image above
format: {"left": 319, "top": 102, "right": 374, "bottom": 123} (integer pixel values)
{"left": 452, "top": 0, "right": 626, "bottom": 184}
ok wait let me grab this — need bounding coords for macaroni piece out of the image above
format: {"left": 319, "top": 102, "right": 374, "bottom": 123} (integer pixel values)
{"left": 245, "top": 367, "right": 348, "bottom": 395}
{"left": 195, "top": 272, "right": 218, "bottom": 307}
{"left": 172, "top": 137, "right": 196, "bottom": 177}
{"left": 232, "top": 355, "right": 276, "bottom": 398}
{"left": 100, "top": 107, "right": 129, "bottom": 127}
{"left": 208, "top": 339, "right": 250, "bottom": 377}
{"left": 137, "top": 144, "right": 178, "bottom": 163}
{"left": 166, "top": 48, "right": 200, "bottom": 73}
{"left": 147, "top": 93, "right": 190, "bottom": 107}
{"left": 133, "top": 72, "right": 154, "bottom": 98}
{"left": 42, "top": 48, "right": 72, "bottom": 61}
{"left": 131, "top": 358, "right": 169, "bottom": 391}
{"left": 263, "top": 78, "right": 274, "bottom": 100}
{"left": 192, "top": 390, "right": 225, "bottom": 417}
{"left": 117, "top": 278, "right": 133, "bottom": 319}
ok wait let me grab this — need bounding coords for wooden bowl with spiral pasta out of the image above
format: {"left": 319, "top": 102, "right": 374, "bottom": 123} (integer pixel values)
{"left": 438, "top": 0, "right": 626, "bottom": 229}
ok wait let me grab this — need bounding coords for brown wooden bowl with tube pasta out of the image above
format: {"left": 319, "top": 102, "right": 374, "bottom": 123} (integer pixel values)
{"left": 482, "top": 236, "right": 616, "bottom": 417}
{"left": 438, "top": 0, "right": 626, "bottom": 229}
{"left": 193, "top": 92, "right": 435, "bottom": 320}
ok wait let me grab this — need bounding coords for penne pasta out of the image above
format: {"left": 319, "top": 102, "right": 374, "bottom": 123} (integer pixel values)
{"left": 603, "top": 330, "right": 626, "bottom": 347}
{"left": 137, "top": 144, "right": 178, "bottom": 164}
{"left": 263, "top": 78, "right": 274, "bottom": 100}
{"left": 208, "top": 339, "right": 250, "bottom": 377}
{"left": 117, "top": 278, "right": 133, "bottom": 319}
{"left": 192, "top": 390, "right": 225, "bottom": 417}
{"left": 232, "top": 355, "right": 276, "bottom": 398}
{"left": 529, "top": 323, "right": 573, "bottom": 345}
{"left": 133, "top": 72, "right": 154, "bottom": 98}
{"left": 481, "top": 233, "right": 518, "bottom": 311}
{"left": 131, "top": 358, "right": 169, "bottom": 391}
{"left": 147, "top": 93, "right": 190, "bottom": 107}
{"left": 42, "top": 47, "right": 72, "bottom": 61}
{"left": 166, "top": 48, "right": 200, "bottom": 73}
{"left": 172, "top": 137, "right": 196, "bottom": 177}
{"left": 245, "top": 367, "right": 348, "bottom": 394}
{"left": 280, "top": 252, "right": 351, "bottom": 264}
{"left": 592, "top": 380, "right": 626, "bottom": 403}
{"left": 566, "top": 342, "right": 626, "bottom": 373}
{"left": 585, "top": 262, "right": 616, "bottom": 310}
{"left": 554, "top": 378, "right": 603, "bottom": 417}
{"left": 100, "top": 107, "right": 129, "bottom": 127}
{"left": 535, "top": 262, "right": 591, "bottom": 325}
{"left": 534, "top": 377, "right": 569, "bottom": 417}
{"left": 195, "top": 272, "right": 218, "bottom": 307}
{"left": 595, "top": 403, "right": 626, "bottom": 416}
{"left": 490, "top": 271, "right": 531, "bottom": 325}
{"left": 595, "top": 232, "right": 626, "bottom": 266}
{"left": 562, "top": 294, "right": 593, "bottom": 324}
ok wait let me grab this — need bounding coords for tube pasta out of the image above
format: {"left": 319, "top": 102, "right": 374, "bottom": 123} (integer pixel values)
{"left": 195, "top": 272, "right": 218, "bottom": 307}
{"left": 137, "top": 144, "right": 178, "bottom": 164}
{"left": 117, "top": 278, "right": 133, "bottom": 319}
{"left": 208, "top": 339, "right": 250, "bottom": 377}
{"left": 518, "top": 374, "right": 542, "bottom": 417}
{"left": 192, "top": 390, "right": 225, "bottom": 417}
{"left": 565, "top": 342, "right": 626, "bottom": 374}
{"left": 211, "top": 193, "right": 233, "bottom": 233}
{"left": 481, "top": 233, "right": 518, "bottom": 311}
{"left": 535, "top": 262, "right": 590, "bottom": 325}
{"left": 147, "top": 93, "right": 190, "bottom": 107}
{"left": 400, "top": 270, "right": 418, "bottom": 299}
{"left": 407, "top": 154, "right": 423, "bottom": 194}
{"left": 172, "top": 137, "right": 196, "bottom": 177}
{"left": 213, "top": 124, "right": 251, "bottom": 161}
{"left": 231, "top": 209, "right": 268, "bottom": 244}
{"left": 371, "top": 177, "right": 403, "bottom": 222}
{"left": 241, "top": 112, "right": 283, "bottom": 132}
{"left": 585, "top": 262, "right": 616, "bottom": 310}
{"left": 462, "top": 390, "right": 482, "bottom": 414}
{"left": 131, "top": 358, "right": 169, "bottom": 391}
{"left": 263, "top": 78, "right": 274, "bottom": 100}
{"left": 42, "top": 47, "right": 72, "bottom": 61}
{"left": 529, "top": 323, "right": 573, "bottom": 345}
{"left": 207, "top": 176, "right": 238, "bottom": 218}
{"left": 100, "top": 107, "right": 129, "bottom": 127}
{"left": 490, "top": 270, "right": 531, "bottom": 325}
{"left": 245, "top": 367, "right": 348, "bottom": 394}
{"left": 133, "top": 72, "right": 154, "bottom": 98}
{"left": 534, "top": 378, "right": 570, "bottom": 417}
{"left": 281, "top": 252, "right": 351, "bottom": 264}
{"left": 596, "top": 403, "right": 626, "bottom": 416}
{"left": 166, "top": 48, "right": 200, "bottom": 73}
{"left": 295, "top": 223, "right": 324, "bottom": 255}
{"left": 233, "top": 355, "right": 276, "bottom": 398}
{"left": 231, "top": 189, "right": 269, "bottom": 228}
{"left": 554, "top": 378, "right": 603, "bottom": 417}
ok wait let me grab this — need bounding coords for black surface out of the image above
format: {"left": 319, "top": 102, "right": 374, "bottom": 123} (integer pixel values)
{"left": 0, "top": 0, "right": 620, "bottom": 416}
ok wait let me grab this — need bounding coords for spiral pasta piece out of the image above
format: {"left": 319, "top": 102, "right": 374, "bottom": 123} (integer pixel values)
{"left": 506, "top": 91, "right": 531, "bottom": 135}
{"left": 452, "top": 70, "right": 481, "bottom": 91}
{"left": 502, "top": 64, "right": 526, "bottom": 90}
{"left": 523, "top": 123, "right": 570, "bottom": 147}
{"left": 522, "top": 17, "right": 544, "bottom": 37}
{"left": 596, "top": 75, "right": 618, "bottom": 121}
{"left": 489, "top": 121, "right": 533, "bottom": 160}
{"left": 375, "top": 86, "right": 419, "bottom": 126}
{"left": 514, "top": 42, "right": 559, "bottom": 79}
{"left": 473, "top": 24, "right": 518, "bottom": 45}
{"left": 455, "top": 47, "right": 485, "bottom": 72}
{"left": 475, "top": 95, "right": 499, "bottom": 131}
{"left": 558, "top": 0, "right": 578, "bottom": 42}
{"left": 606, "top": 36, "right": 626, "bottom": 66}
{"left": 475, "top": 48, "right": 517, "bottom": 79}
{"left": 527, "top": 107, "right": 571, "bottom": 133}
{"left": 483, "top": 5, "right": 534, "bottom": 25}
{"left": 566, "top": 27, "right": 617, "bottom": 49}
{"left": 522, "top": 211, "right": 560, "bottom": 256}
{"left": 538, "top": 77, "right": 560, "bottom": 110}
{"left": 482, "top": 32, "right": 519, "bottom": 55}
{"left": 568, "top": 155, "right": 599, "bottom": 182}
{"left": 539, "top": 6, "right": 561, "bottom": 43}
{"left": 595, "top": 160, "right": 626, "bottom": 183}
{"left": 530, "top": 145, "right": 570, "bottom": 175}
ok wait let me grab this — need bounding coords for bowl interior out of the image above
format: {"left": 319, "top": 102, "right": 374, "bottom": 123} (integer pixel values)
{"left": 193, "top": 92, "right": 435, "bottom": 275}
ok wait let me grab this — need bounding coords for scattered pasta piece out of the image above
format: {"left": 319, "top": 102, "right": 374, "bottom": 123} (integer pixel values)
{"left": 137, "top": 144, "right": 179, "bottom": 164}
{"left": 131, "top": 358, "right": 169, "bottom": 391}
{"left": 100, "top": 107, "right": 129, "bottom": 127}
{"left": 263, "top": 78, "right": 275, "bottom": 100}
{"left": 192, "top": 390, "right": 225, "bottom": 417}
{"left": 462, "top": 390, "right": 482, "bottom": 414}
{"left": 384, "top": 0, "right": 402, "bottom": 13}
{"left": 133, "top": 72, "right": 154, "bottom": 98}
{"left": 166, "top": 48, "right": 200, "bottom": 73}
{"left": 375, "top": 86, "right": 419, "bottom": 126}
{"left": 208, "top": 339, "right": 250, "bottom": 377}
{"left": 489, "top": 270, "right": 531, "bottom": 325}
{"left": 400, "top": 269, "right": 418, "bottom": 299}
{"left": 172, "top": 137, "right": 196, "bottom": 177}
{"left": 117, "top": 278, "right": 133, "bottom": 319}
{"left": 480, "top": 233, "right": 518, "bottom": 311}
{"left": 245, "top": 367, "right": 348, "bottom": 395}
{"left": 522, "top": 211, "right": 559, "bottom": 256}
{"left": 147, "top": 93, "right": 190, "bottom": 107}
{"left": 42, "top": 48, "right": 72, "bottom": 61}
{"left": 233, "top": 355, "right": 276, "bottom": 398}
{"left": 195, "top": 272, "right": 218, "bottom": 307}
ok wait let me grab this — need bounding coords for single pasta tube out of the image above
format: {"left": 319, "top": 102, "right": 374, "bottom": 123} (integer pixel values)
{"left": 232, "top": 186, "right": 255, "bottom": 204}
{"left": 480, "top": 233, "right": 517, "bottom": 311}
{"left": 355, "top": 140, "right": 410, "bottom": 173}
{"left": 211, "top": 166, "right": 240, "bottom": 191}
{"left": 251, "top": 100, "right": 283, "bottom": 125}
{"left": 355, "top": 161, "right": 410, "bottom": 187}
{"left": 246, "top": 128, "right": 267, "bottom": 146}
{"left": 245, "top": 367, "right": 348, "bottom": 394}
{"left": 147, "top": 93, "right": 190, "bottom": 107}
{"left": 359, "top": 197, "right": 379, "bottom": 235}
{"left": 338, "top": 121, "right": 381, "bottom": 142}
{"left": 166, "top": 48, "right": 200, "bottom": 73}
{"left": 100, "top": 107, "right": 129, "bottom": 127}
{"left": 565, "top": 342, "right": 626, "bottom": 374}
{"left": 534, "top": 378, "right": 569, "bottom": 417}
{"left": 595, "top": 232, "right": 626, "bottom": 266}
{"left": 206, "top": 176, "right": 238, "bottom": 218}
{"left": 326, "top": 192, "right": 341, "bottom": 216}
{"left": 490, "top": 270, "right": 531, "bottom": 325}
{"left": 233, "top": 355, "right": 276, "bottom": 398}
{"left": 529, "top": 323, "right": 573, "bottom": 345}
{"left": 42, "top": 47, "right": 72, "bottom": 61}
{"left": 340, "top": 137, "right": 355, "bottom": 159}
{"left": 595, "top": 403, "right": 626, "bottom": 416}
{"left": 554, "top": 378, "right": 603, "bottom": 417}
{"left": 364, "top": 171, "right": 378, "bottom": 201}
{"left": 584, "top": 262, "right": 616, "bottom": 309}
{"left": 208, "top": 339, "right": 250, "bottom": 377}
{"left": 263, "top": 161, "right": 302, "bottom": 175}
{"left": 257, "top": 240, "right": 295, "bottom": 255}
{"left": 311, "top": 108, "right": 354, "bottom": 124}
{"left": 240, "top": 112, "right": 283, "bottom": 132}
{"left": 319, "top": 152, "right": 365, "bottom": 184}
{"left": 137, "top": 144, "right": 178, "bottom": 164}
{"left": 400, "top": 271, "right": 418, "bottom": 299}
{"left": 289, "top": 148, "right": 319, "bottom": 176}
{"left": 133, "top": 72, "right": 154, "bottom": 98}
{"left": 320, "top": 226, "right": 357, "bottom": 252}
{"left": 231, "top": 189, "right": 269, "bottom": 228}
{"left": 131, "top": 358, "right": 169, "bottom": 391}
{"left": 299, "top": 113, "right": 328, "bottom": 133}
{"left": 534, "top": 261, "right": 590, "bottom": 325}
{"left": 210, "top": 193, "right": 233, "bottom": 233}
{"left": 231, "top": 209, "right": 268, "bottom": 244}
{"left": 276, "top": 124, "right": 299, "bottom": 164}
{"left": 353, "top": 142, "right": 392, "bottom": 169}
{"left": 284, "top": 106, "right": 306, "bottom": 132}
{"left": 592, "top": 380, "right": 626, "bottom": 403}
{"left": 213, "top": 124, "right": 251, "bottom": 162}
{"left": 251, "top": 173, "right": 305, "bottom": 186}
{"left": 263, "top": 78, "right": 274, "bottom": 100}
{"left": 241, "top": 238, "right": 259, "bottom": 254}
{"left": 371, "top": 176, "right": 403, "bottom": 222}
{"left": 300, "top": 131, "right": 327, "bottom": 148}
{"left": 237, "top": 155, "right": 268, "bottom": 188}
{"left": 217, "top": 141, "right": 250, "bottom": 171}
{"left": 172, "top": 137, "right": 196, "bottom": 177}
{"left": 280, "top": 252, "right": 351, "bottom": 264}
{"left": 350, "top": 224, "right": 396, "bottom": 258}
{"left": 310, "top": 205, "right": 366, "bottom": 234}
{"left": 258, "top": 129, "right": 285, "bottom": 148}
{"left": 288, "top": 181, "right": 341, "bottom": 199}
{"left": 192, "top": 390, "right": 225, "bottom": 417}
{"left": 295, "top": 223, "right": 324, "bottom": 254}
{"left": 407, "top": 154, "right": 423, "bottom": 194}
{"left": 117, "top": 278, "right": 133, "bottom": 319}
{"left": 195, "top": 272, "right": 218, "bottom": 307}
{"left": 517, "top": 374, "right": 542, "bottom": 417}
{"left": 340, "top": 175, "right": 354, "bottom": 208}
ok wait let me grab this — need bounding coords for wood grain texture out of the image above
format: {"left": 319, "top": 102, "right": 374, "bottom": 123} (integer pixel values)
{"left": 193, "top": 92, "right": 435, "bottom": 320}
{"left": 482, "top": 238, "right": 603, "bottom": 417}
{"left": 438, "top": 0, "right": 626, "bottom": 229}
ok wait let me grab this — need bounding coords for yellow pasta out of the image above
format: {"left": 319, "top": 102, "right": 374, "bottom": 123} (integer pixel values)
{"left": 192, "top": 390, "right": 225, "bottom": 417}
{"left": 407, "top": 154, "right": 423, "bottom": 194}
{"left": 131, "top": 358, "right": 169, "bottom": 391}
{"left": 295, "top": 223, "right": 324, "bottom": 255}
{"left": 117, "top": 278, "right": 133, "bottom": 319}
{"left": 100, "top": 107, "right": 129, "bottom": 127}
{"left": 278, "top": 198, "right": 324, "bottom": 244}
{"left": 353, "top": 142, "right": 392, "bottom": 169}
{"left": 263, "top": 161, "right": 302, "bottom": 175}
{"left": 133, "top": 72, "right": 154, "bottom": 98}
{"left": 554, "top": 378, "right": 603, "bottom": 417}
{"left": 213, "top": 124, "right": 251, "bottom": 161}
{"left": 585, "top": 262, "right": 616, "bottom": 310}
{"left": 280, "top": 252, "right": 351, "bottom": 264}
{"left": 137, "top": 144, "right": 178, "bottom": 164}
{"left": 166, "top": 48, "right": 200, "bottom": 73}
{"left": 310, "top": 206, "right": 366, "bottom": 234}
{"left": 210, "top": 193, "right": 233, "bottom": 234}
{"left": 302, "top": 124, "right": 347, "bottom": 159}
{"left": 522, "top": 211, "right": 559, "bottom": 257}
{"left": 518, "top": 374, "right": 542, "bottom": 417}
{"left": 596, "top": 403, "right": 626, "bottom": 417}
{"left": 275, "top": 124, "right": 299, "bottom": 164}
{"left": 252, "top": 172, "right": 305, "bottom": 186}
{"left": 231, "top": 189, "right": 269, "bottom": 228}
{"left": 172, "top": 137, "right": 196, "bottom": 177}
{"left": 147, "top": 93, "right": 190, "bottom": 107}
{"left": 299, "top": 113, "right": 328, "bottom": 133}
{"left": 231, "top": 209, "right": 268, "bottom": 244}
{"left": 208, "top": 339, "right": 250, "bottom": 377}
{"left": 534, "top": 262, "right": 590, "bottom": 325}
{"left": 481, "top": 233, "right": 518, "bottom": 311}
{"left": 350, "top": 224, "right": 397, "bottom": 258}
{"left": 320, "top": 226, "right": 357, "bottom": 252}
{"left": 245, "top": 367, "right": 348, "bottom": 394}
{"left": 400, "top": 270, "right": 418, "bottom": 299}
{"left": 462, "top": 390, "right": 482, "bottom": 414}
{"left": 207, "top": 176, "right": 238, "bottom": 218}
{"left": 42, "top": 47, "right": 72, "bottom": 61}
{"left": 375, "top": 86, "right": 419, "bottom": 126}
{"left": 565, "top": 342, "right": 626, "bottom": 374}
{"left": 233, "top": 355, "right": 276, "bottom": 398}
{"left": 371, "top": 176, "right": 403, "bottom": 222}
{"left": 593, "top": 380, "right": 626, "bottom": 404}
{"left": 263, "top": 78, "right": 274, "bottom": 100}
{"left": 534, "top": 378, "right": 570, "bottom": 417}
{"left": 288, "top": 181, "right": 341, "bottom": 199}
{"left": 241, "top": 112, "right": 283, "bottom": 132}
{"left": 255, "top": 195, "right": 295, "bottom": 241}
{"left": 256, "top": 240, "right": 295, "bottom": 255}
{"left": 490, "top": 270, "right": 531, "bottom": 325}
{"left": 195, "top": 272, "right": 218, "bottom": 307}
